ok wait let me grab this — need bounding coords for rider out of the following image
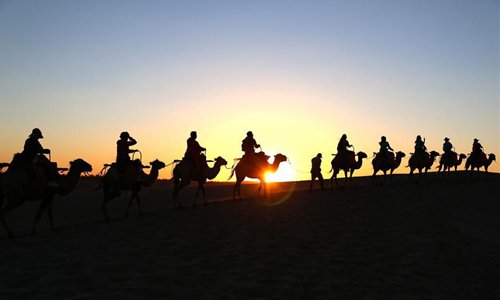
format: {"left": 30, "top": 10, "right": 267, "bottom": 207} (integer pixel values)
{"left": 116, "top": 131, "right": 138, "bottom": 170}
{"left": 309, "top": 153, "right": 325, "bottom": 191}
{"left": 241, "top": 131, "right": 260, "bottom": 157}
{"left": 442, "top": 137, "right": 455, "bottom": 162}
{"left": 184, "top": 131, "right": 206, "bottom": 171}
{"left": 337, "top": 134, "right": 355, "bottom": 164}
{"left": 21, "top": 128, "right": 59, "bottom": 187}
{"left": 414, "top": 135, "right": 427, "bottom": 157}
{"left": 472, "top": 138, "right": 485, "bottom": 160}
{"left": 378, "top": 136, "right": 394, "bottom": 160}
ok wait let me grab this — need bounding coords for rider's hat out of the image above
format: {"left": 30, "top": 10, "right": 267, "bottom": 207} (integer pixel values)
{"left": 190, "top": 131, "right": 197, "bottom": 138}
{"left": 247, "top": 131, "right": 253, "bottom": 137}
{"left": 317, "top": 153, "right": 322, "bottom": 158}
{"left": 474, "top": 138, "right": 479, "bottom": 142}
{"left": 444, "top": 137, "right": 450, "bottom": 141}
{"left": 120, "top": 131, "right": 130, "bottom": 139}
{"left": 30, "top": 128, "right": 43, "bottom": 139}
{"left": 341, "top": 134, "right": 347, "bottom": 139}
{"left": 381, "top": 136, "right": 386, "bottom": 140}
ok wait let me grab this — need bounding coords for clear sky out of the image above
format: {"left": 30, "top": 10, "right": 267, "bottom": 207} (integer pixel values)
{"left": 0, "top": 0, "right": 499, "bottom": 180}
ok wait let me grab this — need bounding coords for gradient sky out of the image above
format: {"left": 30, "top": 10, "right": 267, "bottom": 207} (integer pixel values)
{"left": 0, "top": 0, "right": 499, "bottom": 180}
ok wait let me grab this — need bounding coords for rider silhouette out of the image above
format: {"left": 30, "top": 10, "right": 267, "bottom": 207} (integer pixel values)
{"left": 116, "top": 131, "right": 137, "bottom": 169}
{"left": 184, "top": 131, "right": 206, "bottom": 171}
{"left": 337, "top": 134, "right": 355, "bottom": 164}
{"left": 309, "top": 153, "right": 325, "bottom": 191}
{"left": 379, "top": 136, "right": 394, "bottom": 160}
{"left": 472, "top": 138, "right": 485, "bottom": 160}
{"left": 21, "top": 128, "right": 58, "bottom": 187}
{"left": 443, "top": 137, "right": 455, "bottom": 161}
{"left": 414, "top": 135, "right": 427, "bottom": 156}
{"left": 241, "top": 131, "right": 260, "bottom": 157}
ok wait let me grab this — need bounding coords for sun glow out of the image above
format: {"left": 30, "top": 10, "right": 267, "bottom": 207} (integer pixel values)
{"left": 264, "top": 163, "right": 295, "bottom": 182}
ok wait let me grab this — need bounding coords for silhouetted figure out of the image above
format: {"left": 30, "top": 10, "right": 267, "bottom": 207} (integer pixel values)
{"left": 441, "top": 137, "right": 456, "bottom": 164}
{"left": 309, "top": 153, "right": 325, "bottom": 191}
{"left": 21, "top": 128, "right": 58, "bottom": 187}
{"left": 116, "top": 131, "right": 137, "bottom": 169}
{"left": 378, "top": 136, "right": 394, "bottom": 161}
{"left": 337, "top": 134, "right": 355, "bottom": 164}
{"left": 414, "top": 135, "right": 427, "bottom": 156}
{"left": 241, "top": 131, "right": 260, "bottom": 156}
{"left": 184, "top": 131, "right": 206, "bottom": 172}
{"left": 471, "top": 138, "right": 485, "bottom": 160}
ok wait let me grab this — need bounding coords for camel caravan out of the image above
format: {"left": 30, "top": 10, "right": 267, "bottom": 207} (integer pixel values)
{"left": 0, "top": 129, "right": 496, "bottom": 238}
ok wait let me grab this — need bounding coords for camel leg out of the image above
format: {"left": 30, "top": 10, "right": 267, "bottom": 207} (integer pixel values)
{"left": 33, "top": 196, "right": 51, "bottom": 235}
{"left": 102, "top": 198, "right": 111, "bottom": 221}
{"left": 329, "top": 175, "right": 334, "bottom": 190}
{"left": 344, "top": 170, "right": 348, "bottom": 187}
{"left": 46, "top": 204, "right": 55, "bottom": 231}
{"left": 126, "top": 193, "right": 136, "bottom": 217}
{"left": 136, "top": 194, "right": 143, "bottom": 215}
{"left": 390, "top": 169, "right": 394, "bottom": 183}
{"left": 193, "top": 185, "right": 200, "bottom": 208}
{"left": 371, "top": 170, "right": 377, "bottom": 185}
{"left": 383, "top": 171, "right": 387, "bottom": 183}
{"left": 201, "top": 185, "right": 207, "bottom": 206}
{"left": 1, "top": 214, "right": 14, "bottom": 238}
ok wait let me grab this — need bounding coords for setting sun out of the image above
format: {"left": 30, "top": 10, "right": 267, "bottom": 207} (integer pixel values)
{"left": 264, "top": 163, "right": 295, "bottom": 182}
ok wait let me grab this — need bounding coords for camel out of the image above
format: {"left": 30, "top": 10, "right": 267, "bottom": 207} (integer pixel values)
{"left": 172, "top": 156, "right": 228, "bottom": 208}
{"left": 0, "top": 157, "right": 92, "bottom": 238}
{"left": 371, "top": 151, "right": 406, "bottom": 183}
{"left": 99, "top": 159, "right": 165, "bottom": 221}
{"left": 329, "top": 151, "right": 368, "bottom": 188}
{"left": 230, "top": 153, "right": 287, "bottom": 201}
{"left": 437, "top": 153, "right": 467, "bottom": 175}
{"left": 408, "top": 150, "right": 440, "bottom": 180}
{"left": 465, "top": 153, "right": 496, "bottom": 175}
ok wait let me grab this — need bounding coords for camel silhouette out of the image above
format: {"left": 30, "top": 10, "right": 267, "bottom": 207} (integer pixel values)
{"left": 465, "top": 153, "right": 496, "bottom": 175}
{"left": 98, "top": 159, "right": 165, "bottom": 221}
{"left": 371, "top": 151, "right": 406, "bottom": 183}
{"left": 172, "top": 156, "right": 228, "bottom": 208}
{"left": 408, "top": 151, "right": 440, "bottom": 180}
{"left": 437, "top": 153, "right": 467, "bottom": 175}
{"left": 329, "top": 151, "right": 368, "bottom": 189}
{"left": 229, "top": 153, "right": 287, "bottom": 201}
{"left": 0, "top": 157, "right": 92, "bottom": 238}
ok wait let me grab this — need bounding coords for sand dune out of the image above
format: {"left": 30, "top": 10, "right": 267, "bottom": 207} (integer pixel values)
{"left": 1, "top": 172, "right": 499, "bottom": 299}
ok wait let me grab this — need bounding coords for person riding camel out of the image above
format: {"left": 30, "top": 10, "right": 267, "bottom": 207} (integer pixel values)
{"left": 471, "top": 138, "right": 485, "bottom": 161}
{"left": 241, "top": 131, "right": 260, "bottom": 157}
{"left": 184, "top": 131, "right": 206, "bottom": 172}
{"left": 116, "top": 131, "right": 138, "bottom": 170}
{"left": 414, "top": 135, "right": 427, "bottom": 157}
{"left": 442, "top": 137, "right": 455, "bottom": 162}
{"left": 337, "top": 134, "right": 355, "bottom": 164}
{"left": 21, "top": 128, "right": 59, "bottom": 187}
{"left": 378, "top": 136, "right": 394, "bottom": 160}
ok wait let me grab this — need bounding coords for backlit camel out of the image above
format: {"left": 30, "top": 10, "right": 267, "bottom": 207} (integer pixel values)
{"left": 371, "top": 151, "right": 406, "bottom": 183}
{"left": 172, "top": 156, "right": 228, "bottom": 208}
{"left": 1, "top": 157, "right": 92, "bottom": 238}
{"left": 230, "top": 153, "right": 287, "bottom": 200}
{"left": 330, "top": 151, "right": 368, "bottom": 188}
{"left": 437, "top": 153, "right": 466, "bottom": 175}
{"left": 99, "top": 159, "right": 165, "bottom": 221}
{"left": 408, "top": 151, "right": 440, "bottom": 180}
{"left": 465, "top": 153, "right": 496, "bottom": 175}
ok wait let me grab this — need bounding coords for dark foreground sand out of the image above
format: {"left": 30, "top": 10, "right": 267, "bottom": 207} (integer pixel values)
{"left": 1, "top": 173, "right": 499, "bottom": 299}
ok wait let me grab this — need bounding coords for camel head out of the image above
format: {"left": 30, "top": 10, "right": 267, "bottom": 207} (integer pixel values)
{"left": 430, "top": 151, "right": 440, "bottom": 158}
{"left": 70, "top": 159, "right": 93, "bottom": 173}
{"left": 395, "top": 151, "right": 406, "bottom": 159}
{"left": 274, "top": 153, "right": 287, "bottom": 164}
{"left": 214, "top": 156, "right": 228, "bottom": 167}
{"left": 356, "top": 151, "right": 368, "bottom": 159}
{"left": 489, "top": 153, "right": 496, "bottom": 161}
{"left": 458, "top": 153, "right": 467, "bottom": 159}
{"left": 150, "top": 159, "right": 166, "bottom": 170}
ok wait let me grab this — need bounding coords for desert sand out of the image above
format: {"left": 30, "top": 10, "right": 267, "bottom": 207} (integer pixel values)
{"left": 1, "top": 172, "right": 499, "bottom": 299}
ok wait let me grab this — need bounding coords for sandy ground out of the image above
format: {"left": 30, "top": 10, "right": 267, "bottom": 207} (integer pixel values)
{"left": 1, "top": 172, "right": 499, "bottom": 299}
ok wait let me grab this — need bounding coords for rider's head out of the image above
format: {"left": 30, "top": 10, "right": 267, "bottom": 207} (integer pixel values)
{"left": 317, "top": 153, "right": 322, "bottom": 158}
{"left": 30, "top": 128, "right": 43, "bottom": 139}
{"left": 444, "top": 137, "right": 450, "bottom": 142}
{"left": 120, "top": 131, "right": 130, "bottom": 139}
{"left": 190, "top": 131, "right": 197, "bottom": 139}
{"left": 416, "top": 135, "right": 422, "bottom": 141}
{"left": 341, "top": 134, "right": 347, "bottom": 140}
{"left": 247, "top": 131, "right": 253, "bottom": 137}
{"left": 381, "top": 136, "right": 386, "bottom": 141}
{"left": 474, "top": 138, "right": 479, "bottom": 142}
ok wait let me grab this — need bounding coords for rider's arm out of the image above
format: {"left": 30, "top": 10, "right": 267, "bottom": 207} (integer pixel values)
{"left": 128, "top": 137, "right": 137, "bottom": 146}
